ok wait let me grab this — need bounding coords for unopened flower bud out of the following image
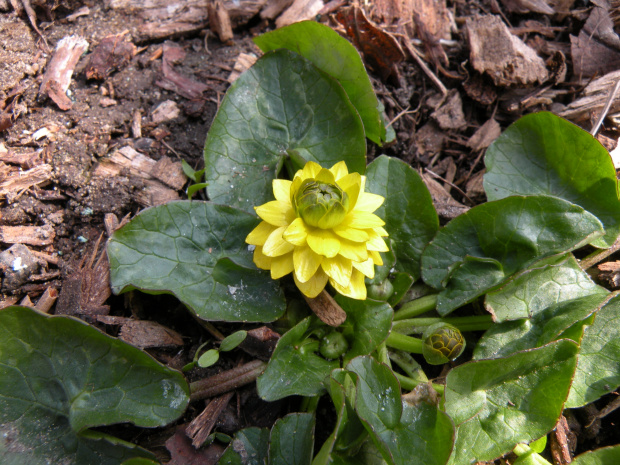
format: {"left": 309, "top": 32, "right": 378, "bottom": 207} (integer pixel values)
{"left": 422, "top": 323, "right": 465, "bottom": 365}
{"left": 294, "top": 179, "right": 349, "bottom": 229}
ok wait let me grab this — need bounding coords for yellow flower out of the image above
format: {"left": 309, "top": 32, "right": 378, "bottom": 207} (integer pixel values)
{"left": 246, "top": 161, "right": 389, "bottom": 300}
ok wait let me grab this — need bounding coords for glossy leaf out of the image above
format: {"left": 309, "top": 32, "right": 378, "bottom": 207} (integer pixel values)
{"left": 269, "top": 413, "right": 315, "bottom": 465}
{"left": 347, "top": 356, "right": 454, "bottom": 465}
{"left": 220, "top": 330, "right": 248, "bottom": 352}
{"left": 484, "top": 111, "right": 620, "bottom": 247}
{"left": 420, "top": 195, "right": 604, "bottom": 315}
{"left": 108, "top": 201, "right": 285, "bottom": 322}
{"left": 197, "top": 349, "right": 219, "bottom": 368}
{"left": 485, "top": 254, "right": 608, "bottom": 322}
{"left": 219, "top": 427, "right": 270, "bottom": 465}
{"left": 387, "top": 273, "right": 414, "bottom": 307}
{"left": 366, "top": 156, "right": 439, "bottom": 281}
{"left": 474, "top": 293, "right": 609, "bottom": 360}
{"left": 572, "top": 445, "right": 620, "bottom": 465}
{"left": 0, "top": 306, "right": 189, "bottom": 465}
{"left": 336, "top": 295, "right": 393, "bottom": 362}
{"left": 567, "top": 295, "right": 620, "bottom": 407}
{"left": 254, "top": 21, "right": 385, "bottom": 145}
{"left": 444, "top": 340, "right": 578, "bottom": 464}
{"left": 203, "top": 49, "right": 366, "bottom": 213}
{"left": 257, "top": 317, "right": 338, "bottom": 401}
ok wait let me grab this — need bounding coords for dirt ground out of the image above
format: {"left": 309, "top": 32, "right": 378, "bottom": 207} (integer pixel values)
{"left": 2, "top": 0, "right": 620, "bottom": 463}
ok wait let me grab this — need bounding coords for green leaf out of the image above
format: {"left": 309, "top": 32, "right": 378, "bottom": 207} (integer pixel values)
{"left": 474, "top": 293, "right": 609, "bottom": 360}
{"left": 346, "top": 356, "right": 454, "bottom": 465}
{"left": 108, "top": 201, "right": 285, "bottom": 322}
{"left": 572, "top": 445, "right": 620, "bottom": 465}
{"left": 484, "top": 111, "right": 620, "bottom": 248}
{"left": 444, "top": 340, "right": 579, "bottom": 464}
{"left": 387, "top": 273, "right": 414, "bottom": 307}
{"left": 257, "top": 317, "right": 338, "bottom": 401}
{"left": 253, "top": 21, "right": 385, "bottom": 145}
{"left": 203, "top": 49, "right": 366, "bottom": 213}
{"left": 221, "top": 330, "right": 248, "bottom": 352}
{"left": 366, "top": 156, "right": 439, "bottom": 281}
{"left": 336, "top": 295, "right": 393, "bottom": 362}
{"left": 567, "top": 295, "right": 620, "bottom": 407}
{"left": 420, "top": 195, "right": 604, "bottom": 315}
{"left": 219, "top": 427, "right": 270, "bottom": 465}
{"left": 197, "top": 349, "right": 219, "bottom": 368}
{"left": 0, "top": 306, "right": 189, "bottom": 465}
{"left": 187, "top": 182, "right": 208, "bottom": 199}
{"left": 269, "top": 413, "right": 315, "bottom": 465}
{"left": 485, "top": 254, "right": 608, "bottom": 322}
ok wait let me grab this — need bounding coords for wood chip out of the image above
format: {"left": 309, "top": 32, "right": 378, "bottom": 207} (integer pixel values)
{"left": 155, "top": 43, "right": 209, "bottom": 100}
{"left": 303, "top": 290, "right": 346, "bottom": 327}
{"left": 85, "top": 31, "right": 137, "bottom": 80}
{"left": 261, "top": 0, "right": 294, "bottom": 20}
{"left": 39, "top": 35, "right": 89, "bottom": 110}
{"left": 559, "top": 69, "right": 620, "bottom": 123}
{"left": 422, "top": 174, "right": 469, "bottom": 220}
{"left": 467, "top": 118, "right": 501, "bottom": 151}
{"left": 119, "top": 320, "right": 184, "bottom": 348}
{"left": 466, "top": 15, "right": 548, "bottom": 87}
{"left": 276, "top": 0, "right": 323, "bottom": 28}
{"left": 228, "top": 53, "right": 258, "bottom": 83}
{"left": 0, "top": 164, "right": 53, "bottom": 201}
{"left": 431, "top": 90, "right": 467, "bottom": 131}
{"left": 0, "top": 225, "right": 55, "bottom": 246}
{"left": 208, "top": 0, "right": 234, "bottom": 43}
{"left": 186, "top": 392, "right": 234, "bottom": 448}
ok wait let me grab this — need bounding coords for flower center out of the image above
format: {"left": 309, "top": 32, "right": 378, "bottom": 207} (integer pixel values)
{"left": 294, "top": 179, "right": 349, "bottom": 229}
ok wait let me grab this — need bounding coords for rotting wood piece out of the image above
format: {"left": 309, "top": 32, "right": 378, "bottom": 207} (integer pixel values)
{"left": 39, "top": 35, "right": 89, "bottom": 110}
{"left": 0, "top": 164, "right": 53, "bottom": 202}
{"left": 559, "top": 69, "right": 620, "bottom": 123}
{"left": 208, "top": 0, "right": 234, "bottom": 43}
{"left": 85, "top": 31, "right": 137, "bottom": 80}
{"left": 465, "top": 15, "right": 548, "bottom": 87}
{"left": 0, "top": 225, "right": 55, "bottom": 246}
{"left": 186, "top": 392, "right": 234, "bottom": 448}
{"left": 119, "top": 319, "right": 185, "bottom": 349}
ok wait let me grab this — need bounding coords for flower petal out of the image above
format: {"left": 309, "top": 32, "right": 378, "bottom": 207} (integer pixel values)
{"left": 301, "top": 161, "right": 322, "bottom": 180}
{"left": 336, "top": 173, "right": 361, "bottom": 211}
{"left": 263, "top": 226, "right": 295, "bottom": 257}
{"left": 332, "top": 223, "right": 369, "bottom": 242}
{"left": 329, "top": 161, "right": 349, "bottom": 180}
{"left": 273, "top": 179, "right": 292, "bottom": 203}
{"left": 315, "top": 168, "right": 336, "bottom": 184}
{"left": 294, "top": 246, "right": 323, "bottom": 283}
{"left": 331, "top": 269, "right": 366, "bottom": 300}
{"left": 354, "top": 192, "right": 385, "bottom": 212}
{"left": 369, "top": 250, "right": 383, "bottom": 266}
{"left": 338, "top": 239, "right": 368, "bottom": 262}
{"left": 366, "top": 230, "right": 390, "bottom": 252}
{"left": 307, "top": 228, "right": 340, "bottom": 258}
{"left": 374, "top": 226, "right": 389, "bottom": 237}
{"left": 294, "top": 268, "right": 329, "bottom": 298}
{"left": 246, "top": 221, "right": 276, "bottom": 246}
{"left": 352, "top": 258, "right": 375, "bottom": 279}
{"left": 345, "top": 211, "right": 385, "bottom": 229}
{"left": 271, "top": 253, "right": 294, "bottom": 279}
{"left": 255, "top": 201, "right": 295, "bottom": 227}
{"left": 321, "top": 255, "right": 352, "bottom": 288}
{"left": 253, "top": 246, "right": 272, "bottom": 270}
{"left": 283, "top": 217, "right": 309, "bottom": 246}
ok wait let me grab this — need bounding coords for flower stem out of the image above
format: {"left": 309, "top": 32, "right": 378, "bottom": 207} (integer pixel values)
{"left": 385, "top": 331, "right": 424, "bottom": 354}
{"left": 513, "top": 444, "right": 553, "bottom": 465}
{"left": 394, "top": 372, "right": 444, "bottom": 396}
{"left": 392, "top": 315, "right": 494, "bottom": 335}
{"left": 394, "top": 294, "right": 438, "bottom": 320}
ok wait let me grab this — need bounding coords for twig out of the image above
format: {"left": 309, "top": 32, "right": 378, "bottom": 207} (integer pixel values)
{"left": 190, "top": 359, "right": 266, "bottom": 401}
{"left": 425, "top": 168, "right": 474, "bottom": 204}
{"left": 580, "top": 236, "right": 620, "bottom": 270}
{"left": 591, "top": 79, "right": 620, "bottom": 136}
{"left": 399, "top": 38, "right": 447, "bottom": 96}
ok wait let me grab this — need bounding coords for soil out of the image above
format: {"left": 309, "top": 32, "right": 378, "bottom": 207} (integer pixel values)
{"left": 2, "top": 0, "right": 620, "bottom": 464}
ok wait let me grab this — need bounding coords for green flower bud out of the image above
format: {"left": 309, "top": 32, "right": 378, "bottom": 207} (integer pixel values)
{"left": 422, "top": 323, "right": 465, "bottom": 365}
{"left": 367, "top": 279, "right": 395, "bottom": 301}
{"left": 319, "top": 331, "right": 349, "bottom": 360}
{"left": 294, "top": 179, "right": 349, "bottom": 229}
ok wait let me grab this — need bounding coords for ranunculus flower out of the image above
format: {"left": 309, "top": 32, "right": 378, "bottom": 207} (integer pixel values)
{"left": 246, "top": 161, "right": 389, "bottom": 299}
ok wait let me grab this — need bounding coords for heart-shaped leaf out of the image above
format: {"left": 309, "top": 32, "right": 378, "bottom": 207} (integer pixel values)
{"left": 485, "top": 254, "right": 608, "bottom": 322}
{"left": 420, "top": 195, "right": 604, "bottom": 315}
{"left": 254, "top": 20, "right": 385, "bottom": 145}
{"left": 474, "top": 293, "right": 609, "bottom": 360}
{"left": 366, "top": 156, "right": 439, "bottom": 281}
{"left": 572, "top": 445, "right": 620, "bottom": 465}
{"left": 484, "top": 112, "right": 620, "bottom": 247}
{"left": 444, "top": 340, "right": 578, "bottom": 464}
{"left": 346, "top": 356, "right": 454, "bottom": 465}
{"left": 269, "top": 413, "right": 315, "bottom": 465}
{"left": 0, "top": 306, "right": 189, "bottom": 464}
{"left": 219, "top": 427, "right": 270, "bottom": 465}
{"left": 108, "top": 201, "right": 285, "bottom": 322}
{"left": 567, "top": 295, "right": 620, "bottom": 407}
{"left": 203, "top": 49, "right": 366, "bottom": 213}
{"left": 257, "top": 317, "right": 338, "bottom": 401}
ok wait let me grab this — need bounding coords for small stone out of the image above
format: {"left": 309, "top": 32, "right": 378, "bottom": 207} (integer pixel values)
{"left": 151, "top": 100, "right": 180, "bottom": 124}
{"left": 0, "top": 244, "right": 41, "bottom": 292}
